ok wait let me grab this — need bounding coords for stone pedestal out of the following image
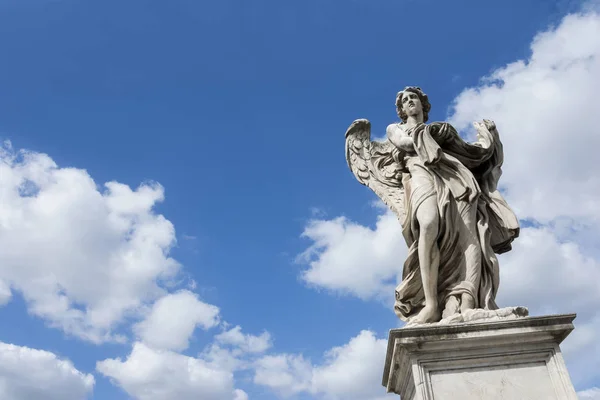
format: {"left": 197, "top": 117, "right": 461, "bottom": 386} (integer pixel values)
{"left": 382, "top": 314, "right": 578, "bottom": 400}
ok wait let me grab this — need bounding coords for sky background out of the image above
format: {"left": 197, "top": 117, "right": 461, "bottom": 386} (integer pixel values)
{"left": 0, "top": 0, "right": 600, "bottom": 399}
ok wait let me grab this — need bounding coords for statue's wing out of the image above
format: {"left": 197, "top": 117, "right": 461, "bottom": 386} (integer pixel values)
{"left": 345, "top": 119, "right": 407, "bottom": 224}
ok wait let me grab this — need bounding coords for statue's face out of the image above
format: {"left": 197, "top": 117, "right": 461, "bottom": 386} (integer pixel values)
{"left": 401, "top": 91, "right": 422, "bottom": 117}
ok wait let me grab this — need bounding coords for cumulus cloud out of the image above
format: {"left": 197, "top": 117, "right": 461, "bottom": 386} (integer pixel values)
{"left": 254, "top": 353, "right": 313, "bottom": 396}
{"left": 311, "top": 331, "right": 391, "bottom": 400}
{"left": 254, "top": 330, "right": 395, "bottom": 400}
{"left": 296, "top": 7, "right": 600, "bottom": 394}
{"left": 448, "top": 12, "right": 600, "bottom": 224}
{"left": 100, "top": 297, "right": 273, "bottom": 399}
{"left": 298, "top": 211, "right": 405, "bottom": 301}
{"left": 185, "top": 325, "right": 276, "bottom": 382}
{"left": 495, "top": 226, "right": 600, "bottom": 388}
{"left": 215, "top": 325, "right": 272, "bottom": 354}
{"left": 579, "top": 387, "right": 600, "bottom": 400}
{"left": 0, "top": 142, "right": 271, "bottom": 398}
{"left": 447, "top": 9, "right": 600, "bottom": 390}
{"left": 496, "top": 227, "right": 600, "bottom": 317}
{"left": 97, "top": 342, "right": 246, "bottom": 400}
{"left": 0, "top": 279, "right": 12, "bottom": 306}
{"left": 133, "top": 290, "right": 220, "bottom": 352}
{"left": 0, "top": 342, "right": 94, "bottom": 400}
{"left": 0, "top": 143, "right": 181, "bottom": 343}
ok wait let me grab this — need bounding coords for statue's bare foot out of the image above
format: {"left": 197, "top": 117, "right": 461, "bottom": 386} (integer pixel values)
{"left": 413, "top": 305, "right": 441, "bottom": 324}
{"left": 442, "top": 296, "right": 460, "bottom": 319}
{"left": 461, "top": 293, "right": 475, "bottom": 313}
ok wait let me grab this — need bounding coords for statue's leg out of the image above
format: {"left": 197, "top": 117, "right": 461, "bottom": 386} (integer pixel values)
{"left": 413, "top": 195, "right": 442, "bottom": 323}
{"left": 459, "top": 201, "right": 481, "bottom": 313}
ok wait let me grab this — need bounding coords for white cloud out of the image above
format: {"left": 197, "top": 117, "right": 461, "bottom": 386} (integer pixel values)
{"left": 97, "top": 342, "right": 246, "bottom": 400}
{"left": 201, "top": 344, "right": 247, "bottom": 373}
{"left": 183, "top": 325, "right": 275, "bottom": 387}
{"left": 298, "top": 211, "right": 405, "bottom": 301}
{"left": 254, "top": 353, "right": 313, "bottom": 397}
{"left": 495, "top": 226, "right": 600, "bottom": 388}
{"left": 100, "top": 295, "right": 272, "bottom": 399}
{"left": 296, "top": 7, "right": 600, "bottom": 394}
{"left": 133, "top": 290, "right": 220, "bottom": 352}
{"left": 0, "top": 341, "right": 94, "bottom": 400}
{"left": 579, "top": 387, "right": 600, "bottom": 400}
{"left": 448, "top": 9, "right": 600, "bottom": 390}
{"left": 0, "top": 143, "right": 181, "bottom": 343}
{"left": 311, "top": 331, "right": 392, "bottom": 400}
{"left": 0, "top": 142, "right": 266, "bottom": 398}
{"left": 254, "top": 330, "right": 395, "bottom": 400}
{"left": 448, "top": 12, "right": 600, "bottom": 224}
{"left": 215, "top": 325, "right": 272, "bottom": 354}
{"left": 233, "top": 389, "right": 249, "bottom": 400}
{"left": 496, "top": 227, "right": 600, "bottom": 316}
{"left": 0, "top": 279, "right": 12, "bottom": 306}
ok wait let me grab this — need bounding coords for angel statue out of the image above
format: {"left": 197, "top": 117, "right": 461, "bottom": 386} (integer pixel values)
{"left": 345, "top": 86, "right": 520, "bottom": 325}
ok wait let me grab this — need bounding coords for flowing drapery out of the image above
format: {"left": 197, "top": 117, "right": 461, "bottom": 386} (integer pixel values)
{"left": 394, "top": 122, "right": 519, "bottom": 321}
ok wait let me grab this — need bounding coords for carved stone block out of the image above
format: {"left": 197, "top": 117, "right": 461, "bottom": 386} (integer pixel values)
{"left": 382, "top": 314, "right": 578, "bottom": 400}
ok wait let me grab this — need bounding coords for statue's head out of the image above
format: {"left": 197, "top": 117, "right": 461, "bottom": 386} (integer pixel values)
{"left": 396, "top": 86, "right": 431, "bottom": 123}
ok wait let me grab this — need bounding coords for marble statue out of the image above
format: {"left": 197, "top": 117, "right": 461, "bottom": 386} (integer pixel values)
{"left": 345, "top": 86, "right": 520, "bottom": 325}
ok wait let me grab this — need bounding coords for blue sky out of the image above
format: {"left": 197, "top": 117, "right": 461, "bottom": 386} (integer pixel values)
{"left": 1, "top": 0, "right": 600, "bottom": 399}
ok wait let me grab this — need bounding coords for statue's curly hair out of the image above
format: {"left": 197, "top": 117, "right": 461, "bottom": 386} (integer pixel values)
{"left": 396, "top": 86, "right": 431, "bottom": 123}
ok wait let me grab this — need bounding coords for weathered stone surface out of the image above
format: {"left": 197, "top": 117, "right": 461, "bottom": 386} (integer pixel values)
{"left": 404, "top": 306, "right": 529, "bottom": 328}
{"left": 382, "top": 314, "right": 578, "bottom": 400}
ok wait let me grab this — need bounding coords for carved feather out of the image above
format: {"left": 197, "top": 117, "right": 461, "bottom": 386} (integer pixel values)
{"left": 345, "top": 119, "right": 407, "bottom": 226}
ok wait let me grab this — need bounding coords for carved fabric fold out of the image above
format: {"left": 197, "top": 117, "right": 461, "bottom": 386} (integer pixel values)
{"left": 344, "top": 119, "right": 519, "bottom": 323}
{"left": 394, "top": 122, "right": 518, "bottom": 322}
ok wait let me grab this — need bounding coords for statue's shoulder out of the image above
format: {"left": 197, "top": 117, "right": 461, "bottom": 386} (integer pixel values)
{"left": 386, "top": 122, "right": 404, "bottom": 137}
{"left": 386, "top": 122, "right": 400, "bottom": 132}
